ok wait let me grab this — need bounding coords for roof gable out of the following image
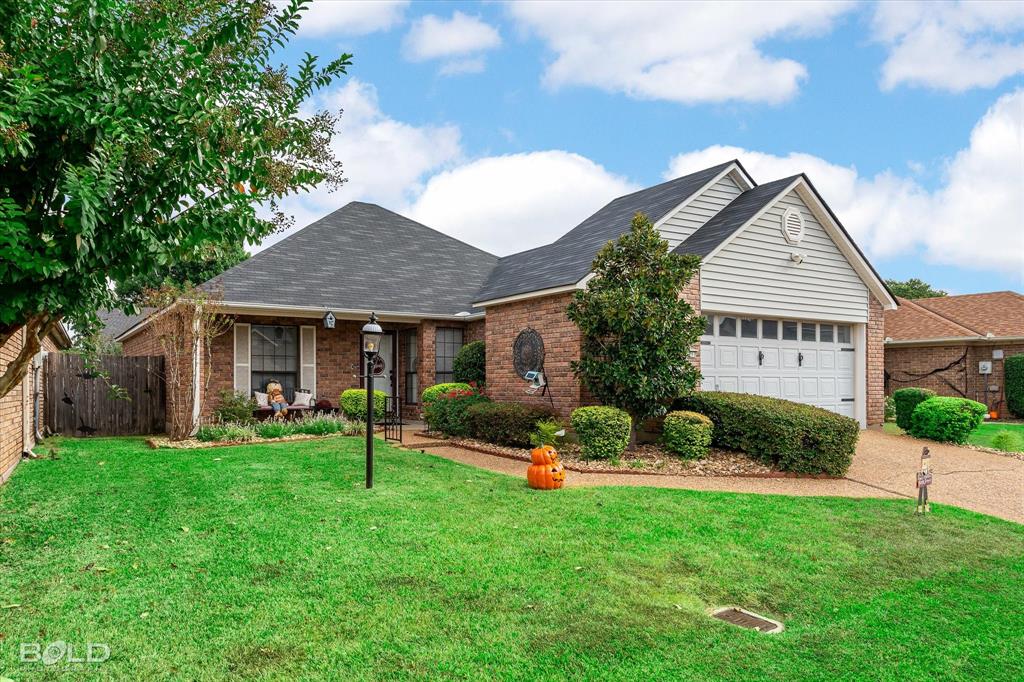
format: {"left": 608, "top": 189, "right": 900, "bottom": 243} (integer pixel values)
{"left": 473, "top": 160, "right": 744, "bottom": 304}
{"left": 677, "top": 174, "right": 897, "bottom": 309}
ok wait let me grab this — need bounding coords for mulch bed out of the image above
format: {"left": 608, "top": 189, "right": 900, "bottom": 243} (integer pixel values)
{"left": 147, "top": 433, "right": 351, "bottom": 450}
{"left": 411, "top": 433, "right": 841, "bottom": 479}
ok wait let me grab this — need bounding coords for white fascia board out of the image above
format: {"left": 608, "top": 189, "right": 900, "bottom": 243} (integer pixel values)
{"left": 115, "top": 301, "right": 483, "bottom": 341}
{"left": 885, "top": 335, "right": 1024, "bottom": 347}
{"left": 472, "top": 283, "right": 582, "bottom": 308}
{"left": 700, "top": 177, "right": 803, "bottom": 266}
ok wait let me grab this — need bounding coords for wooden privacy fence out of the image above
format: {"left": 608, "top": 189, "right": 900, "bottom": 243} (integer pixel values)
{"left": 45, "top": 354, "right": 166, "bottom": 436}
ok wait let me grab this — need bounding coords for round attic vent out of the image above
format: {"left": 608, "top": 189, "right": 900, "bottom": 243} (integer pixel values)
{"left": 781, "top": 208, "right": 804, "bottom": 245}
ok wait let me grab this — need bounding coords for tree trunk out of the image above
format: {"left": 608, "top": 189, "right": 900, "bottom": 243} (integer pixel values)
{"left": 0, "top": 315, "right": 60, "bottom": 401}
{"left": 628, "top": 416, "right": 639, "bottom": 451}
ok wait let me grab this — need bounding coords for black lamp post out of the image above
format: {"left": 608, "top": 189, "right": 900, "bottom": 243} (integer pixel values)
{"left": 361, "top": 312, "right": 383, "bottom": 489}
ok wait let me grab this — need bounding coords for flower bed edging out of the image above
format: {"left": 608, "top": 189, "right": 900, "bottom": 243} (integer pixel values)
{"left": 411, "top": 432, "right": 844, "bottom": 479}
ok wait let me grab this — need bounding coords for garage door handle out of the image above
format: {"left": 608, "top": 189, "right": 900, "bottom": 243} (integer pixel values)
{"left": 758, "top": 351, "right": 764, "bottom": 366}
{"left": 798, "top": 352, "right": 804, "bottom": 367}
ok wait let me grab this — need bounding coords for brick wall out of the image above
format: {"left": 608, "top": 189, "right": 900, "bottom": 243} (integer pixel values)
{"left": 886, "top": 342, "right": 1024, "bottom": 411}
{"left": 484, "top": 292, "right": 582, "bottom": 418}
{"left": 1, "top": 331, "right": 62, "bottom": 484}
{"left": 682, "top": 271, "right": 702, "bottom": 376}
{"left": 866, "top": 295, "right": 885, "bottom": 426}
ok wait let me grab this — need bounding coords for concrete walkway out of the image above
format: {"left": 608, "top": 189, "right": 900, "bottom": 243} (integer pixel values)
{"left": 400, "top": 426, "right": 1023, "bottom": 523}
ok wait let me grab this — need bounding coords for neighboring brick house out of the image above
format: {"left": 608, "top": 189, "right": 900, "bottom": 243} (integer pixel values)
{"left": 884, "top": 292, "right": 1024, "bottom": 415}
{"left": 109, "top": 160, "right": 896, "bottom": 428}
{"left": 0, "top": 324, "right": 71, "bottom": 483}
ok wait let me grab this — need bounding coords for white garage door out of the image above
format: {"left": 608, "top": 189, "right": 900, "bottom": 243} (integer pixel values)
{"left": 700, "top": 315, "right": 856, "bottom": 417}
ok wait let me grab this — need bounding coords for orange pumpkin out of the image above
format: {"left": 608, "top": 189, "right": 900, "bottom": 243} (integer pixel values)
{"left": 527, "top": 446, "right": 565, "bottom": 490}
{"left": 531, "top": 445, "right": 559, "bottom": 465}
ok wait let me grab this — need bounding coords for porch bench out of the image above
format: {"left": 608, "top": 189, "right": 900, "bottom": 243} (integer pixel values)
{"left": 252, "top": 406, "right": 312, "bottom": 422}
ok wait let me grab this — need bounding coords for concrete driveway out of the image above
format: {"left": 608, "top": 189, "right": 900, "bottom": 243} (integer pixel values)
{"left": 846, "top": 428, "right": 1023, "bottom": 523}
{"left": 402, "top": 427, "right": 1024, "bottom": 524}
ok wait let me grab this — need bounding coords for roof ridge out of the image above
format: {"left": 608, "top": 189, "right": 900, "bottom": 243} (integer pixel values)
{"left": 349, "top": 201, "right": 499, "bottom": 260}
{"left": 606, "top": 160, "right": 738, "bottom": 204}
{"left": 898, "top": 297, "right": 982, "bottom": 337}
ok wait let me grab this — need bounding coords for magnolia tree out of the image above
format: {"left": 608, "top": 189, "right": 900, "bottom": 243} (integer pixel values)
{"left": 567, "top": 213, "right": 706, "bottom": 447}
{"left": 0, "top": 0, "right": 350, "bottom": 399}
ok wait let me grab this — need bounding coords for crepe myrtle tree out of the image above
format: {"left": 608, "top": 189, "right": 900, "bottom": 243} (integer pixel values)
{"left": 0, "top": 0, "right": 350, "bottom": 399}
{"left": 567, "top": 212, "right": 705, "bottom": 448}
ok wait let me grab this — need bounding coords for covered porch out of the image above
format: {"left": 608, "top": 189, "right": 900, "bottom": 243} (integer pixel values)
{"left": 203, "top": 305, "right": 483, "bottom": 419}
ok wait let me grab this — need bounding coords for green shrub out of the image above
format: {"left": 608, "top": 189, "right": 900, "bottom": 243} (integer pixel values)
{"left": 531, "top": 420, "right": 565, "bottom": 448}
{"left": 421, "top": 382, "right": 473, "bottom": 406}
{"left": 423, "top": 388, "right": 491, "bottom": 437}
{"left": 213, "top": 389, "right": 256, "bottom": 424}
{"left": 196, "top": 422, "right": 257, "bottom": 442}
{"left": 570, "top": 406, "right": 631, "bottom": 461}
{"left": 1006, "top": 354, "right": 1024, "bottom": 418}
{"left": 908, "top": 397, "right": 986, "bottom": 444}
{"left": 340, "top": 389, "right": 387, "bottom": 422}
{"left": 294, "top": 414, "right": 361, "bottom": 436}
{"left": 675, "top": 392, "right": 858, "bottom": 476}
{"left": 990, "top": 430, "right": 1021, "bottom": 452}
{"left": 465, "top": 401, "right": 556, "bottom": 447}
{"left": 256, "top": 420, "right": 297, "bottom": 439}
{"left": 884, "top": 395, "right": 896, "bottom": 422}
{"left": 452, "top": 341, "right": 486, "bottom": 385}
{"left": 662, "top": 410, "right": 713, "bottom": 460}
{"left": 893, "top": 387, "right": 936, "bottom": 430}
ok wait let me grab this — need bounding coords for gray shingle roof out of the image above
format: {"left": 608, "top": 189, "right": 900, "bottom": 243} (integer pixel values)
{"left": 674, "top": 175, "right": 800, "bottom": 258}
{"left": 208, "top": 202, "right": 498, "bottom": 316}
{"left": 97, "top": 308, "right": 153, "bottom": 340}
{"left": 473, "top": 161, "right": 739, "bottom": 303}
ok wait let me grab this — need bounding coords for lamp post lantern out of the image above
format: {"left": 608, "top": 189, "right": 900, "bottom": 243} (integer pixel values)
{"left": 362, "top": 312, "right": 383, "bottom": 488}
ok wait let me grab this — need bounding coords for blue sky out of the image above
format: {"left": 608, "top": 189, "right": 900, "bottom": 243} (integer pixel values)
{"left": 267, "top": 1, "right": 1024, "bottom": 294}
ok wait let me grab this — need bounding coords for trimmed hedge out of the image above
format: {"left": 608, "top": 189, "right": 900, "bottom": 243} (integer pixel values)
{"left": 675, "top": 392, "right": 858, "bottom": 476}
{"left": 340, "top": 389, "right": 387, "bottom": 422}
{"left": 453, "top": 341, "right": 486, "bottom": 385}
{"left": 662, "top": 410, "right": 713, "bottom": 460}
{"left": 423, "top": 388, "right": 490, "bottom": 437}
{"left": 421, "top": 382, "right": 473, "bottom": 406}
{"left": 570, "top": 406, "right": 631, "bottom": 461}
{"left": 1007, "top": 354, "right": 1024, "bottom": 418}
{"left": 892, "top": 387, "right": 936, "bottom": 430}
{"left": 466, "top": 401, "right": 556, "bottom": 447}
{"left": 908, "top": 396, "right": 986, "bottom": 444}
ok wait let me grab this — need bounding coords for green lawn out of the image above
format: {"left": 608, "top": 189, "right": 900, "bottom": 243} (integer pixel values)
{"left": 968, "top": 422, "right": 1024, "bottom": 451}
{"left": 884, "top": 420, "right": 1024, "bottom": 451}
{"left": 1, "top": 437, "right": 1022, "bottom": 681}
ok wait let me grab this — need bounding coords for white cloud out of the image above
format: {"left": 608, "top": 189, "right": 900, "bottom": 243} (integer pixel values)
{"left": 439, "top": 56, "right": 486, "bottom": 76}
{"left": 261, "top": 78, "right": 461, "bottom": 249}
{"left": 286, "top": 0, "right": 408, "bottom": 37}
{"left": 407, "top": 152, "right": 636, "bottom": 255}
{"left": 873, "top": 1, "right": 1024, "bottom": 91}
{"left": 506, "top": 0, "right": 854, "bottom": 104}
{"left": 666, "top": 90, "right": 1024, "bottom": 277}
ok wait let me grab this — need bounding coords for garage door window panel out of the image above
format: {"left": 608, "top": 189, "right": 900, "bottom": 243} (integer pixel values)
{"left": 782, "top": 321, "right": 798, "bottom": 341}
{"left": 718, "top": 317, "right": 736, "bottom": 337}
{"left": 802, "top": 323, "right": 817, "bottom": 342}
{"left": 820, "top": 324, "right": 834, "bottom": 342}
{"left": 741, "top": 319, "right": 757, "bottom": 338}
{"left": 761, "top": 320, "right": 778, "bottom": 339}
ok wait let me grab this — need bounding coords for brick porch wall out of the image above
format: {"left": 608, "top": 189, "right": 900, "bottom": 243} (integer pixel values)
{"left": 866, "top": 295, "right": 885, "bottom": 426}
{"left": 484, "top": 292, "right": 582, "bottom": 418}
{"left": 886, "top": 342, "right": 1024, "bottom": 411}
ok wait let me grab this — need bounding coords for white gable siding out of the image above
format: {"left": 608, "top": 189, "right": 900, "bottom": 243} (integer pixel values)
{"left": 700, "top": 189, "right": 869, "bottom": 322}
{"left": 659, "top": 173, "right": 743, "bottom": 249}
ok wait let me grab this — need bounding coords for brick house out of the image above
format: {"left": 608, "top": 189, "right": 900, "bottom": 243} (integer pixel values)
{"left": 110, "top": 160, "right": 896, "bottom": 428}
{"left": 884, "top": 292, "right": 1024, "bottom": 415}
{"left": 0, "top": 324, "right": 71, "bottom": 483}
